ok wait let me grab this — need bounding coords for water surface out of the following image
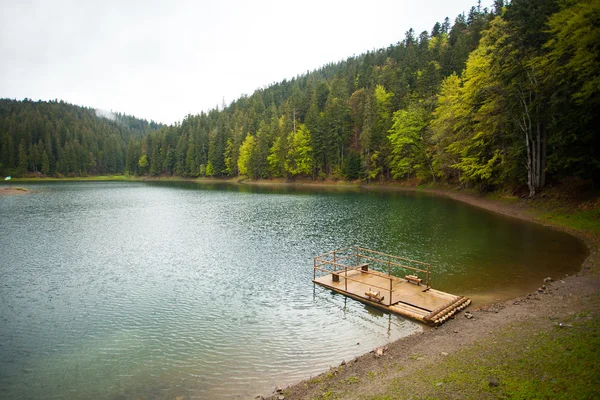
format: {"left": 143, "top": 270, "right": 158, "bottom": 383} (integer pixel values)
{"left": 0, "top": 181, "right": 587, "bottom": 399}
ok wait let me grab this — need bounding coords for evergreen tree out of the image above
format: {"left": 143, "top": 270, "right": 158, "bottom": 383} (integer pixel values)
{"left": 238, "top": 134, "right": 256, "bottom": 178}
{"left": 41, "top": 151, "right": 50, "bottom": 175}
{"left": 1, "top": 1, "right": 595, "bottom": 191}
{"left": 285, "top": 124, "right": 313, "bottom": 177}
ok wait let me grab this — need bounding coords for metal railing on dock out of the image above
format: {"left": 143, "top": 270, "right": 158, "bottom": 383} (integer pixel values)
{"left": 313, "top": 246, "right": 431, "bottom": 304}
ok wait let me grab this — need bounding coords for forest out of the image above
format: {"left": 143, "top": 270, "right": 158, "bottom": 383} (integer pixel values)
{"left": 1, "top": 0, "right": 598, "bottom": 196}
{"left": 0, "top": 99, "right": 162, "bottom": 176}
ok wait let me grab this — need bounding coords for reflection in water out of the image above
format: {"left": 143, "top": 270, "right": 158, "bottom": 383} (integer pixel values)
{"left": 0, "top": 181, "right": 586, "bottom": 399}
{"left": 364, "top": 304, "right": 386, "bottom": 319}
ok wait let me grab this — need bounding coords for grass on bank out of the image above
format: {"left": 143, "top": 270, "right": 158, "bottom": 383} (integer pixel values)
{"left": 446, "top": 184, "right": 600, "bottom": 237}
{"left": 371, "top": 310, "right": 600, "bottom": 400}
{"left": 538, "top": 205, "right": 600, "bottom": 236}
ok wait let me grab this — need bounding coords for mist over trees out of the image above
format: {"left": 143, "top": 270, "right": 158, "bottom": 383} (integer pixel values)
{"left": 1, "top": 0, "right": 597, "bottom": 194}
{"left": 0, "top": 99, "right": 162, "bottom": 177}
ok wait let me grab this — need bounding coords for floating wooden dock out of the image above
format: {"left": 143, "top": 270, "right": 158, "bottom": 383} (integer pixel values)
{"left": 313, "top": 247, "right": 470, "bottom": 325}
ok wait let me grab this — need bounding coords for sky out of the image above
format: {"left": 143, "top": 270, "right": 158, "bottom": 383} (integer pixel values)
{"left": 0, "top": 0, "right": 487, "bottom": 125}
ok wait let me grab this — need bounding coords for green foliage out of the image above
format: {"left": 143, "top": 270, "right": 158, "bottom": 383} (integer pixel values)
{"left": 2, "top": 1, "right": 595, "bottom": 191}
{"left": 538, "top": 0, "right": 600, "bottom": 180}
{"left": 371, "top": 315, "right": 600, "bottom": 400}
{"left": 0, "top": 99, "right": 161, "bottom": 177}
{"left": 205, "top": 161, "right": 215, "bottom": 177}
{"left": 430, "top": 73, "right": 464, "bottom": 181}
{"left": 342, "top": 151, "right": 362, "bottom": 180}
{"left": 237, "top": 134, "right": 256, "bottom": 177}
{"left": 185, "top": 143, "right": 197, "bottom": 176}
{"left": 17, "top": 141, "right": 28, "bottom": 176}
{"left": 138, "top": 154, "right": 148, "bottom": 169}
{"left": 41, "top": 151, "right": 50, "bottom": 175}
{"left": 285, "top": 124, "right": 313, "bottom": 177}
{"left": 223, "top": 138, "right": 237, "bottom": 176}
{"left": 388, "top": 103, "right": 435, "bottom": 181}
{"left": 431, "top": 11, "right": 553, "bottom": 192}
{"left": 267, "top": 136, "right": 286, "bottom": 178}
{"left": 373, "top": 85, "right": 393, "bottom": 117}
{"left": 543, "top": 0, "right": 600, "bottom": 104}
{"left": 441, "top": 21, "right": 514, "bottom": 189}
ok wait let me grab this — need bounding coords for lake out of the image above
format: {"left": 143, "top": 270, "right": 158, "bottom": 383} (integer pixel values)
{"left": 0, "top": 181, "right": 587, "bottom": 399}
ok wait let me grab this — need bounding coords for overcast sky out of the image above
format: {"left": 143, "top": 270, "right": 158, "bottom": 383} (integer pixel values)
{"left": 1, "top": 0, "right": 486, "bottom": 125}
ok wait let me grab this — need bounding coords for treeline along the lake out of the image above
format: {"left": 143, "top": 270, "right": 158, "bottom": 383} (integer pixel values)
{"left": 0, "top": 99, "right": 162, "bottom": 176}
{"left": 1, "top": 0, "right": 597, "bottom": 195}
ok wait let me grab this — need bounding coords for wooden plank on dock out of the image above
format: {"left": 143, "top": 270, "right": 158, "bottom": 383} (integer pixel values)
{"left": 313, "top": 247, "right": 470, "bottom": 325}
{"left": 392, "top": 283, "right": 450, "bottom": 312}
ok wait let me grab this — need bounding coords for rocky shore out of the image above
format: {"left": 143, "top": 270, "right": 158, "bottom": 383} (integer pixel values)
{"left": 261, "top": 189, "right": 600, "bottom": 400}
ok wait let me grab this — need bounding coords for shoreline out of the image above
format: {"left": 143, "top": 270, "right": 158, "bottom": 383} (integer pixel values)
{"left": 10, "top": 174, "right": 593, "bottom": 234}
{"left": 263, "top": 187, "right": 599, "bottom": 399}
{"left": 7, "top": 176, "right": 593, "bottom": 279}
{"left": 8, "top": 176, "right": 599, "bottom": 398}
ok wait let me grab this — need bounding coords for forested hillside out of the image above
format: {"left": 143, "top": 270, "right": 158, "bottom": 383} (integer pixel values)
{"left": 131, "top": 3, "right": 494, "bottom": 181}
{"left": 0, "top": 99, "right": 162, "bottom": 177}
{"left": 2, "top": 0, "right": 597, "bottom": 195}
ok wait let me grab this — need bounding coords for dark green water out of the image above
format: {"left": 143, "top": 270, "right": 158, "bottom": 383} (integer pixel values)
{"left": 0, "top": 181, "right": 587, "bottom": 399}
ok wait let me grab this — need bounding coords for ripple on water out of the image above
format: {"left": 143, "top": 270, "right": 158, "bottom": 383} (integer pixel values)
{"left": 0, "top": 181, "right": 586, "bottom": 399}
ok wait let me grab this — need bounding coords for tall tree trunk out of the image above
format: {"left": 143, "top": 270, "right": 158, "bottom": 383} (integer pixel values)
{"left": 516, "top": 92, "right": 536, "bottom": 198}
{"left": 515, "top": 71, "right": 547, "bottom": 198}
{"left": 535, "top": 120, "right": 542, "bottom": 190}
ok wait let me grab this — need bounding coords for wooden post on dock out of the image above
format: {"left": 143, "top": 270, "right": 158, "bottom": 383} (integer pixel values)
{"left": 345, "top": 264, "right": 348, "bottom": 292}
{"left": 388, "top": 257, "right": 392, "bottom": 305}
{"left": 333, "top": 250, "right": 337, "bottom": 272}
{"left": 313, "top": 257, "right": 316, "bottom": 280}
{"left": 332, "top": 250, "right": 339, "bottom": 282}
{"left": 355, "top": 245, "right": 359, "bottom": 267}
